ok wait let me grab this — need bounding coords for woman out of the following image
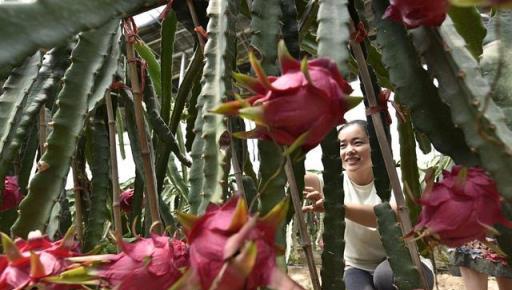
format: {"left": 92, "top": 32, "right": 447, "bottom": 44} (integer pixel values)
{"left": 303, "top": 120, "right": 434, "bottom": 290}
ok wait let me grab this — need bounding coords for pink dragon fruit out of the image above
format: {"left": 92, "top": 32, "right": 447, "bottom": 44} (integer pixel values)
{"left": 94, "top": 235, "right": 189, "bottom": 290}
{"left": 120, "top": 188, "right": 134, "bottom": 212}
{"left": 1, "top": 176, "right": 22, "bottom": 212}
{"left": 384, "top": 0, "right": 448, "bottom": 29}
{"left": 412, "top": 166, "right": 512, "bottom": 247}
{"left": 172, "top": 196, "right": 304, "bottom": 290}
{"left": 0, "top": 228, "right": 79, "bottom": 289}
{"left": 212, "top": 40, "right": 359, "bottom": 151}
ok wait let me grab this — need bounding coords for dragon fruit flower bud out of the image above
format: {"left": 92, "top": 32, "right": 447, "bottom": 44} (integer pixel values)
{"left": 411, "top": 166, "right": 512, "bottom": 247}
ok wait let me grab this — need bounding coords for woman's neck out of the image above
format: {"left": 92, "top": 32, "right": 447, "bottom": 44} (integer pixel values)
{"left": 347, "top": 168, "right": 374, "bottom": 186}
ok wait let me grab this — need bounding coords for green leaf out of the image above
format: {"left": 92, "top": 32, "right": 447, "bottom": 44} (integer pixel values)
{"left": 11, "top": 20, "right": 120, "bottom": 238}
{"left": 0, "top": 0, "right": 161, "bottom": 77}
{"left": 448, "top": 6, "right": 486, "bottom": 59}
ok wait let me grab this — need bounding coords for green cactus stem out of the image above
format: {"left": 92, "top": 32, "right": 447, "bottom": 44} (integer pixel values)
{"left": 11, "top": 20, "right": 120, "bottom": 238}
{"left": 83, "top": 107, "right": 111, "bottom": 252}
{"left": 0, "top": 0, "right": 162, "bottom": 77}
{"left": 320, "top": 129, "right": 346, "bottom": 290}
{"left": 316, "top": 0, "right": 351, "bottom": 77}
{"left": 371, "top": 0, "right": 480, "bottom": 167}
{"left": 374, "top": 203, "right": 422, "bottom": 290}
{"left": 410, "top": 18, "right": 512, "bottom": 205}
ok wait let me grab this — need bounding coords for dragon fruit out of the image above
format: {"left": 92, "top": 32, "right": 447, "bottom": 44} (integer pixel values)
{"left": 172, "top": 196, "right": 304, "bottom": 290}
{"left": 212, "top": 40, "right": 358, "bottom": 151}
{"left": 383, "top": 0, "right": 448, "bottom": 29}
{"left": 94, "top": 234, "right": 189, "bottom": 290}
{"left": 412, "top": 166, "right": 512, "bottom": 247}
{"left": 119, "top": 188, "right": 134, "bottom": 212}
{"left": 0, "top": 228, "right": 79, "bottom": 289}
{"left": 1, "top": 176, "right": 22, "bottom": 212}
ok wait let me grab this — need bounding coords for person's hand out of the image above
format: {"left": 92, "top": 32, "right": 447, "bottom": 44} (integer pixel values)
{"left": 302, "top": 186, "right": 325, "bottom": 212}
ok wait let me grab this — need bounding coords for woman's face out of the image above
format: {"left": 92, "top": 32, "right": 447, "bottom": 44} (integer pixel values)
{"left": 339, "top": 124, "right": 372, "bottom": 173}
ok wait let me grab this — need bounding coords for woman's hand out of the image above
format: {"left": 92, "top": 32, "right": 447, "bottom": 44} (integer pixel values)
{"left": 302, "top": 186, "right": 325, "bottom": 212}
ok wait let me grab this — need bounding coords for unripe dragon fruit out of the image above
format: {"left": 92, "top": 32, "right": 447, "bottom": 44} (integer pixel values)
{"left": 212, "top": 40, "right": 358, "bottom": 152}
{"left": 411, "top": 166, "right": 512, "bottom": 247}
{"left": 172, "top": 196, "right": 304, "bottom": 290}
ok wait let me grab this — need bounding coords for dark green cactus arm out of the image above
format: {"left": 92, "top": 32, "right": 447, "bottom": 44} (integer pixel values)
{"left": 154, "top": 10, "right": 178, "bottom": 194}
{"left": 185, "top": 77, "right": 201, "bottom": 152}
{"left": 320, "top": 129, "right": 346, "bottom": 290}
{"left": 0, "top": 53, "right": 41, "bottom": 176}
{"left": 11, "top": 20, "right": 120, "bottom": 237}
{"left": 316, "top": 0, "right": 351, "bottom": 76}
{"left": 371, "top": 0, "right": 480, "bottom": 166}
{"left": 170, "top": 48, "right": 203, "bottom": 134}
{"left": 250, "top": 0, "right": 281, "bottom": 75}
{"left": 121, "top": 90, "right": 175, "bottom": 228}
{"left": 143, "top": 86, "right": 191, "bottom": 166}
{"left": 88, "top": 24, "right": 122, "bottom": 112}
{"left": 448, "top": 6, "right": 485, "bottom": 59}
{"left": 411, "top": 18, "right": 512, "bottom": 204}
{"left": 396, "top": 109, "right": 421, "bottom": 223}
{"left": 116, "top": 108, "right": 126, "bottom": 160}
{"left": 298, "top": 0, "right": 319, "bottom": 41}
{"left": 83, "top": 108, "right": 111, "bottom": 252}
{"left": 374, "top": 203, "right": 421, "bottom": 290}
{"left": 196, "top": 0, "right": 238, "bottom": 214}
{"left": 0, "top": 0, "right": 162, "bottom": 77}
{"left": 280, "top": 0, "right": 300, "bottom": 58}
{"left": 11, "top": 44, "right": 73, "bottom": 194}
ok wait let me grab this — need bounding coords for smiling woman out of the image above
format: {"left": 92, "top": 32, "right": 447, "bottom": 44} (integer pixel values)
{"left": 303, "top": 120, "right": 434, "bottom": 290}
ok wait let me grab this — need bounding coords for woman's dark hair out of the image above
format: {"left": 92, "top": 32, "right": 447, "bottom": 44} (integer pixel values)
{"left": 337, "top": 120, "right": 368, "bottom": 137}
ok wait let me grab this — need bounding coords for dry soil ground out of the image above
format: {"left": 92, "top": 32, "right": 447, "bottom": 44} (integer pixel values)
{"left": 288, "top": 266, "right": 499, "bottom": 290}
